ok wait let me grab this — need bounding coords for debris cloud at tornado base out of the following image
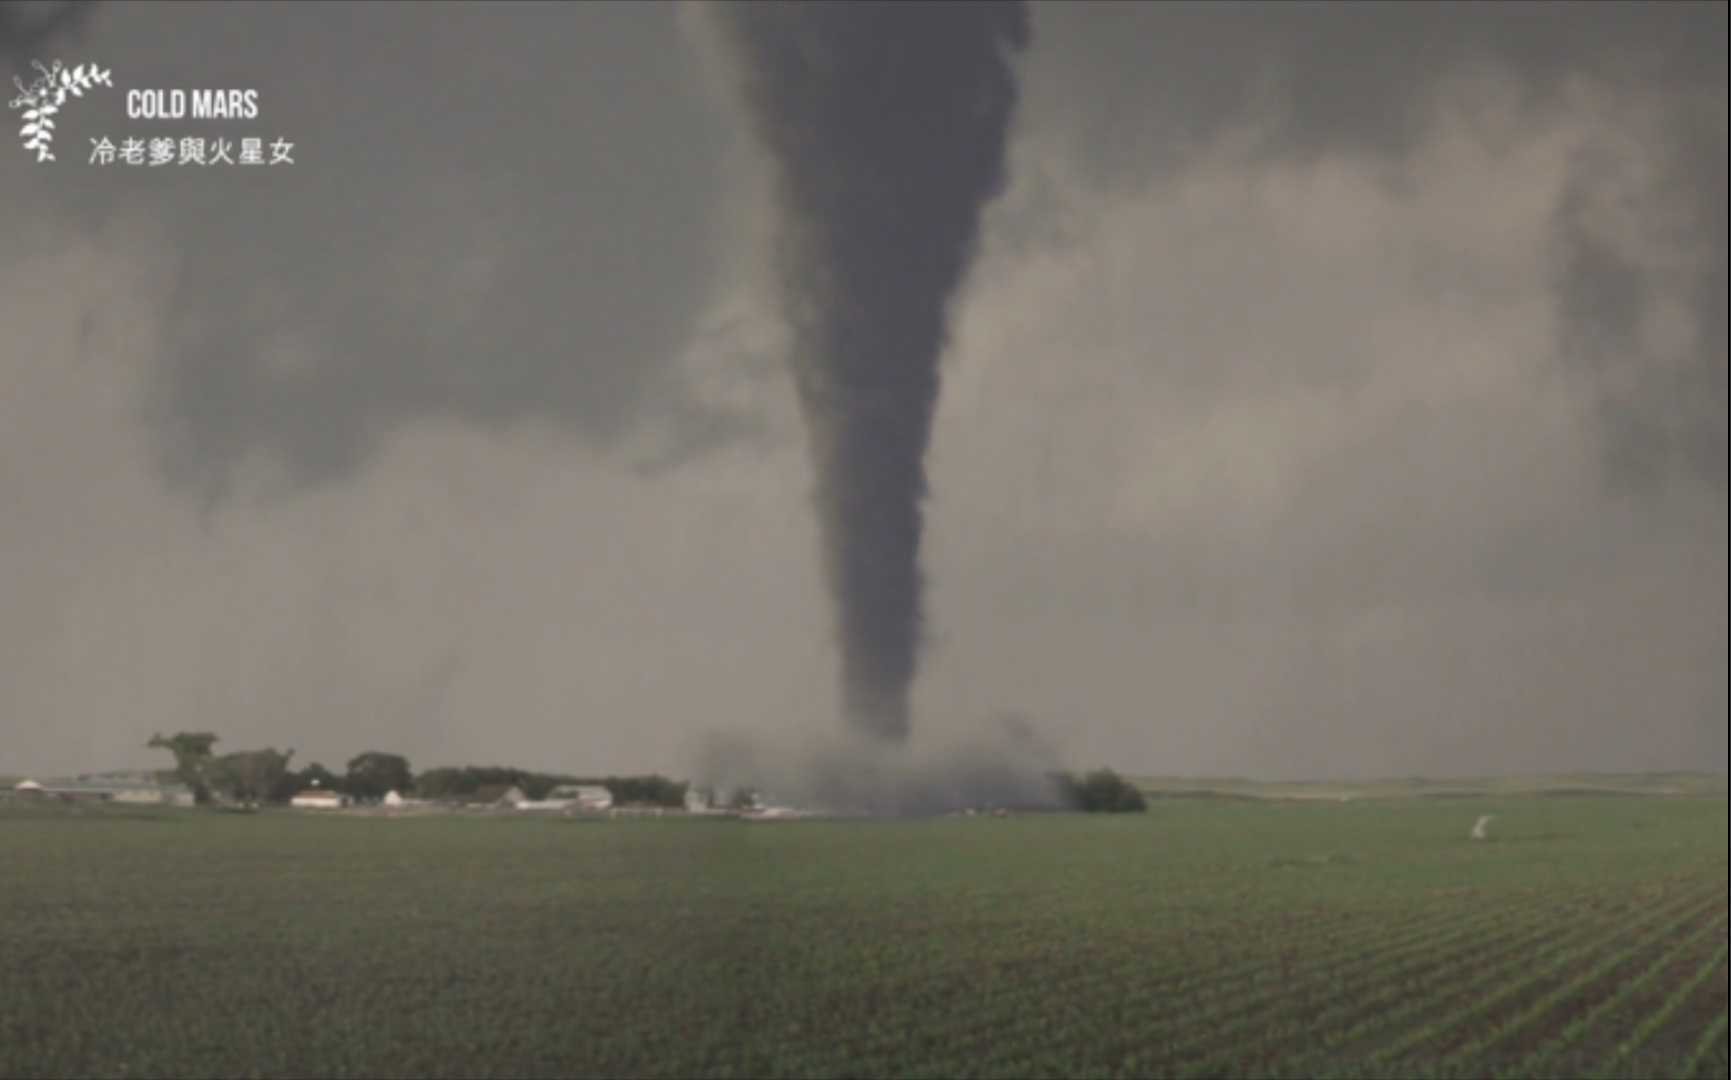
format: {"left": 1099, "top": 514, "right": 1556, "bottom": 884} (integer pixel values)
{"left": 701, "top": 1, "right": 1031, "bottom": 745}
{"left": 692, "top": 714, "right": 1069, "bottom": 818}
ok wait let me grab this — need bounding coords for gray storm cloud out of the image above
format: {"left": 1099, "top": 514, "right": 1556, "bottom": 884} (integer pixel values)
{"left": 701, "top": 1, "right": 1030, "bottom": 743}
{"left": 1554, "top": 86, "right": 1728, "bottom": 499}
{"left": 9, "top": 2, "right": 738, "bottom": 509}
{"left": 1027, "top": 1, "right": 1726, "bottom": 502}
{"left": 0, "top": 1, "right": 99, "bottom": 71}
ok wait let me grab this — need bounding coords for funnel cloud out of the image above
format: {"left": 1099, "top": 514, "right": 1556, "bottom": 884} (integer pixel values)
{"left": 702, "top": 1, "right": 1031, "bottom": 743}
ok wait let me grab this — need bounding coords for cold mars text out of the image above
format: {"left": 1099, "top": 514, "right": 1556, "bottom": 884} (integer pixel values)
{"left": 126, "top": 87, "right": 258, "bottom": 120}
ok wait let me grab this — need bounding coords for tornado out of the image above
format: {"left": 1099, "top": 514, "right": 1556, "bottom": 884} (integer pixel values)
{"left": 705, "top": 1, "right": 1030, "bottom": 742}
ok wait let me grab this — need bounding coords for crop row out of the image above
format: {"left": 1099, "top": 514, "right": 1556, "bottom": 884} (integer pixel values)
{"left": 735, "top": 887, "right": 1492, "bottom": 1070}
{"left": 1325, "top": 881, "right": 1722, "bottom": 1078}
{"left": 1680, "top": 1007, "right": 1728, "bottom": 1080}
{"left": 1184, "top": 880, "right": 1722, "bottom": 1080}
{"left": 962, "top": 890, "right": 1526, "bottom": 1069}
{"left": 859, "top": 884, "right": 1548, "bottom": 1074}
{"left": 1186, "top": 903, "right": 1602, "bottom": 1078}
{"left": 744, "top": 873, "right": 1725, "bottom": 1080}
{"left": 1442, "top": 899, "right": 1724, "bottom": 1076}
{"left": 1113, "top": 889, "right": 1594, "bottom": 1077}
{"left": 1504, "top": 911, "right": 1728, "bottom": 1078}
{"left": 1590, "top": 941, "right": 1728, "bottom": 1079}
{"left": 788, "top": 879, "right": 1691, "bottom": 1079}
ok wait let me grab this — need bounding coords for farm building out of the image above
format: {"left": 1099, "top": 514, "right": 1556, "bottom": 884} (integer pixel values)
{"left": 461, "top": 784, "right": 527, "bottom": 809}
{"left": 545, "top": 784, "right": 613, "bottom": 811}
{"left": 1, "top": 780, "right": 46, "bottom": 803}
{"left": 291, "top": 789, "right": 351, "bottom": 810}
{"left": 8, "top": 777, "right": 194, "bottom": 807}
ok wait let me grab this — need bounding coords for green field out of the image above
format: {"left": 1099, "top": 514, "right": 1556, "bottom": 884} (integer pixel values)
{"left": 2, "top": 789, "right": 1725, "bottom": 1079}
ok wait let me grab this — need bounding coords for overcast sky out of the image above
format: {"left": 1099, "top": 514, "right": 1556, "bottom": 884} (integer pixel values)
{"left": 2, "top": 0, "right": 1724, "bottom": 782}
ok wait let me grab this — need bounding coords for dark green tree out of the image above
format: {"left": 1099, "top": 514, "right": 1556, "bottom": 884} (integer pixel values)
{"left": 1061, "top": 769, "right": 1148, "bottom": 813}
{"left": 205, "top": 748, "right": 294, "bottom": 804}
{"left": 604, "top": 774, "right": 690, "bottom": 807}
{"left": 413, "top": 766, "right": 530, "bottom": 799}
{"left": 267, "top": 767, "right": 305, "bottom": 804}
{"left": 344, "top": 752, "right": 413, "bottom": 801}
{"left": 411, "top": 766, "right": 691, "bottom": 806}
{"left": 146, "top": 732, "right": 219, "bottom": 803}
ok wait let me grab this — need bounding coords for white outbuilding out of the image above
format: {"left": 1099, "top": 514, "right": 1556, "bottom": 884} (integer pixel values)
{"left": 291, "top": 789, "right": 351, "bottom": 810}
{"left": 546, "top": 784, "right": 613, "bottom": 811}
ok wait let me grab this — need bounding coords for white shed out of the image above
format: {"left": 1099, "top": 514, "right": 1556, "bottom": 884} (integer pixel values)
{"left": 291, "top": 790, "right": 350, "bottom": 810}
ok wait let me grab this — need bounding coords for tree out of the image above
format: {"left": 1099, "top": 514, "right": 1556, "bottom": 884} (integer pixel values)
{"left": 205, "top": 748, "right": 294, "bottom": 804}
{"left": 410, "top": 766, "right": 691, "bottom": 806}
{"left": 147, "top": 732, "right": 219, "bottom": 804}
{"left": 1060, "top": 769, "right": 1148, "bottom": 813}
{"left": 412, "top": 766, "right": 531, "bottom": 800}
{"left": 267, "top": 766, "right": 305, "bottom": 804}
{"left": 412, "top": 766, "right": 467, "bottom": 800}
{"left": 604, "top": 774, "right": 689, "bottom": 808}
{"left": 345, "top": 752, "right": 413, "bottom": 801}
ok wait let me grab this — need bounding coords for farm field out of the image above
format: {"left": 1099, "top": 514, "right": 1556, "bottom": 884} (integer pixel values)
{"left": 1, "top": 791, "right": 1725, "bottom": 1079}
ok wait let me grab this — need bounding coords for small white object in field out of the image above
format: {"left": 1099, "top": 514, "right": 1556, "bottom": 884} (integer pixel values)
{"left": 1471, "top": 815, "right": 1494, "bottom": 841}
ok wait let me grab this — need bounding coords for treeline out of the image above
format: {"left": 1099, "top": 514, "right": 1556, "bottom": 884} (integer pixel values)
{"left": 413, "top": 767, "right": 686, "bottom": 806}
{"left": 146, "top": 731, "right": 1142, "bottom": 813}
{"left": 146, "top": 732, "right": 688, "bottom": 808}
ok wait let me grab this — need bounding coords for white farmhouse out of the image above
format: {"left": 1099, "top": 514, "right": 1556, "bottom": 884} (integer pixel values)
{"left": 291, "top": 789, "right": 351, "bottom": 810}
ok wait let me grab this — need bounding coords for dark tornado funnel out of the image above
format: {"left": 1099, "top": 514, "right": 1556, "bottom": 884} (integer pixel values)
{"left": 707, "top": 1, "right": 1030, "bottom": 743}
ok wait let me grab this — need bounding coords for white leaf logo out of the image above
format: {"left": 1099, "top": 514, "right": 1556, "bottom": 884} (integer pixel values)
{"left": 7, "top": 59, "right": 113, "bottom": 163}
